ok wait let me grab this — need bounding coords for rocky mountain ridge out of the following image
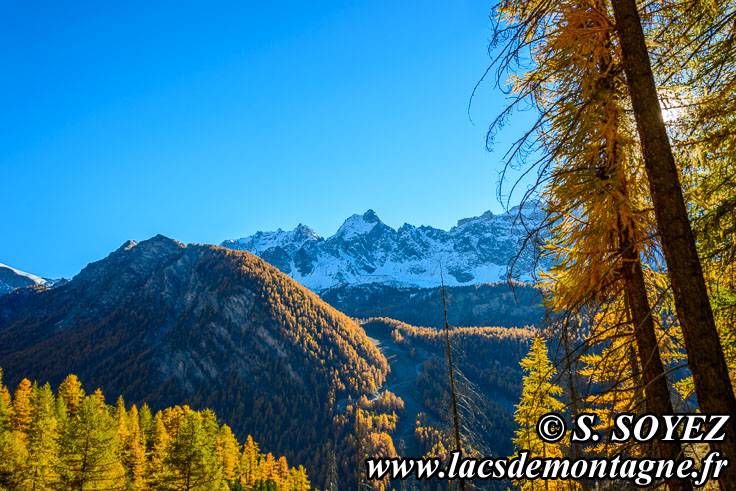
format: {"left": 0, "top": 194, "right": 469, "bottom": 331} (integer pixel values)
{"left": 222, "top": 203, "right": 544, "bottom": 291}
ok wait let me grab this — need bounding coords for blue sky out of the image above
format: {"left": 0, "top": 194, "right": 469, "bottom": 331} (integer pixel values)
{"left": 1, "top": 1, "right": 534, "bottom": 278}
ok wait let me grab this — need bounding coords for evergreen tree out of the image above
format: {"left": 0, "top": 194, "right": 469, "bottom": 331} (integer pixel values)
{"left": 58, "top": 374, "right": 85, "bottom": 417}
{"left": 240, "top": 435, "right": 260, "bottom": 487}
{"left": 217, "top": 424, "right": 241, "bottom": 484}
{"left": 0, "top": 368, "right": 10, "bottom": 409}
{"left": 55, "top": 394, "right": 68, "bottom": 427}
{"left": 137, "top": 403, "right": 153, "bottom": 452}
{"left": 0, "top": 371, "right": 27, "bottom": 489}
{"left": 10, "top": 378, "right": 33, "bottom": 434}
{"left": 148, "top": 412, "right": 171, "bottom": 487}
{"left": 325, "top": 449, "right": 338, "bottom": 491}
{"left": 114, "top": 396, "right": 129, "bottom": 447}
{"left": 0, "top": 369, "right": 10, "bottom": 431}
{"left": 285, "top": 465, "right": 310, "bottom": 491}
{"left": 0, "top": 426, "right": 28, "bottom": 489}
{"left": 513, "top": 336, "right": 574, "bottom": 490}
{"left": 124, "top": 404, "right": 146, "bottom": 488}
{"left": 58, "top": 392, "right": 126, "bottom": 490}
{"left": 24, "top": 383, "right": 60, "bottom": 489}
{"left": 163, "top": 411, "right": 223, "bottom": 490}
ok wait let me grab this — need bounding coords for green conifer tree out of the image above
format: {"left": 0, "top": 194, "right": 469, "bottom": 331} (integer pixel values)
{"left": 163, "top": 411, "right": 223, "bottom": 490}
{"left": 58, "top": 374, "right": 85, "bottom": 417}
{"left": 286, "top": 465, "right": 310, "bottom": 491}
{"left": 217, "top": 424, "right": 241, "bottom": 484}
{"left": 24, "top": 383, "right": 60, "bottom": 489}
{"left": 137, "top": 403, "right": 153, "bottom": 451}
{"left": 58, "top": 392, "right": 126, "bottom": 489}
{"left": 240, "top": 435, "right": 260, "bottom": 487}
{"left": 513, "top": 336, "right": 574, "bottom": 490}
{"left": 124, "top": 404, "right": 146, "bottom": 488}
{"left": 0, "top": 371, "right": 28, "bottom": 488}
{"left": 10, "top": 378, "right": 33, "bottom": 434}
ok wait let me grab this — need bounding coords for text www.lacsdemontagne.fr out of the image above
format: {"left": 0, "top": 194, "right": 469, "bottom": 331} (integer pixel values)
{"left": 366, "top": 450, "right": 728, "bottom": 487}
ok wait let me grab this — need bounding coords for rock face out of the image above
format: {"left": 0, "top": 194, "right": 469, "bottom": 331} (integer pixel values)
{"left": 0, "top": 235, "right": 387, "bottom": 475}
{"left": 222, "top": 204, "right": 544, "bottom": 291}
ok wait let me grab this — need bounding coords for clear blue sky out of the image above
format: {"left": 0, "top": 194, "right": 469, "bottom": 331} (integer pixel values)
{"left": 1, "top": 1, "right": 534, "bottom": 279}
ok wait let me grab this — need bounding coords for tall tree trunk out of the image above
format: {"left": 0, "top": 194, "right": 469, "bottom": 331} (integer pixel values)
{"left": 355, "top": 413, "right": 363, "bottom": 491}
{"left": 599, "top": 33, "right": 689, "bottom": 482}
{"left": 610, "top": 0, "right": 736, "bottom": 487}
{"left": 619, "top": 217, "right": 691, "bottom": 490}
{"left": 441, "top": 275, "right": 465, "bottom": 491}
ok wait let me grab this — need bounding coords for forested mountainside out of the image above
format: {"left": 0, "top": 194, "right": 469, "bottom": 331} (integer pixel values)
{"left": 221, "top": 204, "right": 545, "bottom": 291}
{"left": 359, "top": 318, "right": 535, "bottom": 471}
{"left": 0, "top": 235, "right": 388, "bottom": 487}
{"left": 0, "top": 370, "right": 309, "bottom": 490}
{"left": 322, "top": 282, "right": 544, "bottom": 329}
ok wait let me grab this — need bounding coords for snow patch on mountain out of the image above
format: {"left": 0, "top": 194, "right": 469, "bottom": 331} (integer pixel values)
{"left": 0, "top": 263, "right": 51, "bottom": 294}
{"left": 222, "top": 224, "right": 320, "bottom": 255}
{"left": 222, "top": 204, "right": 544, "bottom": 292}
{"left": 336, "top": 210, "right": 380, "bottom": 239}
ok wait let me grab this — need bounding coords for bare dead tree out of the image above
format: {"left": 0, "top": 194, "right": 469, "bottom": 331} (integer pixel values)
{"left": 440, "top": 270, "right": 465, "bottom": 491}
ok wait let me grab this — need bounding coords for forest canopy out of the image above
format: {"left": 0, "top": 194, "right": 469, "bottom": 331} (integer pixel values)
{"left": 0, "top": 369, "right": 310, "bottom": 491}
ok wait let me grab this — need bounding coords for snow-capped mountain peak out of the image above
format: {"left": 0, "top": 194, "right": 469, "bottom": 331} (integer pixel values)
{"left": 221, "top": 223, "right": 321, "bottom": 255}
{"left": 0, "top": 262, "right": 55, "bottom": 295}
{"left": 336, "top": 210, "right": 383, "bottom": 239}
{"left": 294, "top": 223, "right": 321, "bottom": 240}
{"left": 0, "top": 262, "right": 47, "bottom": 285}
{"left": 222, "top": 204, "right": 544, "bottom": 292}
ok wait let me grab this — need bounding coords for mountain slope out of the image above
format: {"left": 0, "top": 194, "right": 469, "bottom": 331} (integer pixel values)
{"left": 321, "top": 281, "right": 545, "bottom": 329}
{"left": 359, "top": 317, "right": 534, "bottom": 469}
{"left": 222, "top": 204, "right": 544, "bottom": 291}
{"left": 0, "top": 235, "right": 388, "bottom": 482}
{"left": 0, "top": 262, "right": 51, "bottom": 294}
